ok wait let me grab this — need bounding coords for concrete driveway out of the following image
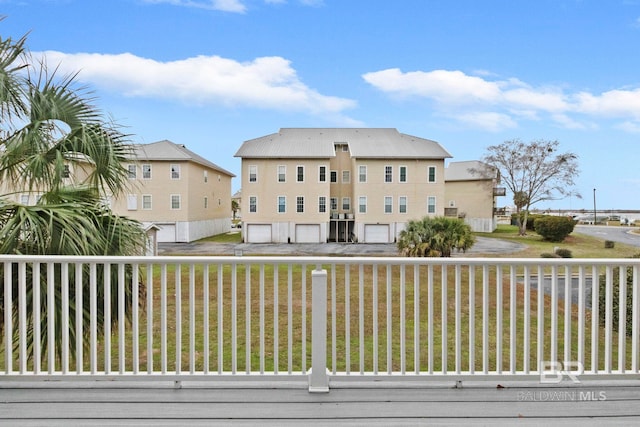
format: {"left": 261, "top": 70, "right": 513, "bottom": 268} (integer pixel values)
{"left": 158, "top": 236, "right": 525, "bottom": 257}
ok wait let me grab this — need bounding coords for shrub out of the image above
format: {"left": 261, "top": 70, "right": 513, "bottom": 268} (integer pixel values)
{"left": 540, "top": 252, "right": 559, "bottom": 258}
{"left": 604, "top": 240, "right": 615, "bottom": 249}
{"left": 534, "top": 216, "right": 576, "bottom": 242}
{"left": 554, "top": 248, "right": 573, "bottom": 258}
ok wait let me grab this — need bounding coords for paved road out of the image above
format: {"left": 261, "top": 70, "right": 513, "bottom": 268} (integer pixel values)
{"left": 158, "top": 236, "right": 525, "bottom": 257}
{"left": 575, "top": 224, "right": 640, "bottom": 247}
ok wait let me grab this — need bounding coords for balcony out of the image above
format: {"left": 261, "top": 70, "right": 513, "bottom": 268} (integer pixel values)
{"left": 2, "top": 254, "right": 639, "bottom": 423}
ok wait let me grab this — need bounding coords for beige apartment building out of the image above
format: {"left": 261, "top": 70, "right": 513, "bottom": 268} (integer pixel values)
{"left": 235, "top": 128, "right": 453, "bottom": 243}
{"left": 109, "top": 140, "right": 235, "bottom": 243}
{"left": 444, "top": 160, "right": 504, "bottom": 232}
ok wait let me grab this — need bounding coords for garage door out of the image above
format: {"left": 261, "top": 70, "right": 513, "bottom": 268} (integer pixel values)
{"left": 156, "top": 223, "right": 176, "bottom": 243}
{"left": 364, "top": 224, "right": 390, "bottom": 243}
{"left": 295, "top": 224, "right": 321, "bottom": 243}
{"left": 247, "top": 224, "right": 272, "bottom": 243}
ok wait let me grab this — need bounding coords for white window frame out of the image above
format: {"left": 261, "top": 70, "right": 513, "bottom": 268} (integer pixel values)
{"left": 142, "top": 164, "right": 152, "bottom": 180}
{"left": 399, "top": 196, "right": 407, "bottom": 214}
{"left": 330, "top": 197, "right": 338, "bottom": 211}
{"left": 204, "top": 170, "right": 208, "bottom": 183}
{"left": 384, "top": 196, "right": 392, "bottom": 214}
{"left": 204, "top": 197, "right": 208, "bottom": 209}
{"left": 127, "top": 194, "right": 138, "bottom": 211}
{"left": 296, "top": 196, "right": 304, "bottom": 213}
{"left": 170, "top": 164, "right": 181, "bottom": 180}
{"left": 127, "top": 164, "right": 136, "bottom": 179}
{"left": 318, "top": 196, "right": 326, "bottom": 213}
{"left": 319, "top": 165, "right": 327, "bottom": 183}
{"left": 342, "top": 197, "right": 350, "bottom": 211}
{"left": 278, "top": 196, "right": 286, "bottom": 213}
{"left": 170, "top": 194, "right": 181, "bottom": 210}
{"left": 249, "top": 196, "right": 257, "bottom": 213}
{"left": 385, "top": 165, "right": 393, "bottom": 183}
{"left": 342, "top": 170, "right": 350, "bottom": 183}
{"left": 296, "top": 165, "right": 305, "bottom": 183}
{"left": 359, "top": 165, "right": 367, "bottom": 183}
{"left": 278, "top": 165, "right": 286, "bottom": 183}
{"left": 330, "top": 170, "right": 338, "bottom": 183}
{"left": 399, "top": 165, "right": 407, "bottom": 183}
{"left": 427, "top": 196, "right": 436, "bottom": 214}
{"left": 428, "top": 166, "right": 436, "bottom": 183}
{"left": 249, "top": 165, "right": 257, "bottom": 183}
{"left": 142, "top": 194, "right": 152, "bottom": 210}
{"left": 358, "top": 196, "right": 367, "bottom": 214}
{"left": 20, "top": 194, "right": 29, "bottom": 205}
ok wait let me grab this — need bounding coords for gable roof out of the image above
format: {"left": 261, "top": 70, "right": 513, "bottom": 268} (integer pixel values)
{"left": 234, "top": 128, "right": 452, "bottom": 159}
{"left": 445, "top": 160, "right": 497, "bottom": 181}
{"left": 132, "top": 140, "right": 235, "bottom": 177}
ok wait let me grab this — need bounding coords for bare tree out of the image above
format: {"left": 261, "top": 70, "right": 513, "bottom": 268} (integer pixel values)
{"left": 481, "top": 139, "right": 580, "bottom": 235}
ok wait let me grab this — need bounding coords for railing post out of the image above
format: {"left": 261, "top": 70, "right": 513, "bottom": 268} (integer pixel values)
{"left": 309, "top": 266, "right": 329, "bottom": 393}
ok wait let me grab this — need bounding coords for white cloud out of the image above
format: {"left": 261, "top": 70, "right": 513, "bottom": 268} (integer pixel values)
{"left": 456, "top": 112, "right": 517, "bottom": 132}
{"left": 142, "top": 0, "right": 247, "bottom": 13}
{"left": 363, "top": 67, "right": 640, "bottom": 132}
{"left": 34, "top": 51, "right": 356, "bottom": 116}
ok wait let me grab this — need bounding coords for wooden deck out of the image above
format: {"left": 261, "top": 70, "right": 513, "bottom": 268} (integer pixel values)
{"left": 1, "top": 380, "right": 639, "bottom": 425}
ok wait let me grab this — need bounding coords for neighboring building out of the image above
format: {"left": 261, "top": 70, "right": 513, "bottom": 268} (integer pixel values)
{"left": 110, "top": 140, "right": 235, "bottom": 243}
{"left": 234, "top": 128, "right": 452, "bottom": 243}
{"left": 232, "top": 189, "right": 242, "bottom": 220}
{"left": 444, "top": 160, "right": 504, "bottom": 232}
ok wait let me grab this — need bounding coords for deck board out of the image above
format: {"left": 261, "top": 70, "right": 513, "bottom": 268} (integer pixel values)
{"left": 1, "top": 382, "right": 639, "bottom": 426}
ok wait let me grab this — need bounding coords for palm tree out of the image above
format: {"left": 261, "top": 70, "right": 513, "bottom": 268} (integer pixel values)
{"left": 0, "top": 29, "right": 147, "bottom": 362}
{"left": 397, "top": 216, "right": 475, "bottom": 257}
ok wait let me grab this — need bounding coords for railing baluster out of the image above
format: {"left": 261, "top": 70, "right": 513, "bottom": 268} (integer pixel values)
{"left": 495, "top": 265, "right": 502, "bottom": 374}
{"left": 577, "top": 265, "right": 585, "bottom": 373}
{"left": 47, "top": 262, "right": 55, "bottom": 374}
{"left": 175, "top": 264, "right": 182, "bottom": 374}
{"left": 604, "top": 265, "right": 613, "bottom": 373}
{"left": 118, "top": 263, "right": 125, "bottom": 374}
{"left": 145, "top": 263, "right": 153, "bottom": 374}
{"left": 301, "top": 264, "right": 307, "bottom": 373}
{"left": 76, "top": 262, "right": 84, "bottom": 374}
{"left": 33, "top": 262, "right": 41, "bottom": 374}
{"left": 273, "top": 264, "right": 279, "bottom": 374}
{"left": 61, "top": 262, "right": 69, "bottom": 374}
{"left": 203, "top": 263, "right": 209, "bottom": 374}
{"left": 618, "top": 265, "right": 627, "bottom": 372}
{"left": 591, "top": 265, "right": 599, "bottom": 373}
{"left": 523, "top": 265, "right": 530, "bottom": 374}
{"left": 482, "top": 265, "right": 489, "bottom": 374}
{"left": 232, "top": 263, "right": 238, "bottom": 374}
{"left": 414, "top": 264, "right": 420, "bottom": 375}
{"left": 441, "top": 265, "right": 447, "bottom": 374}
{"left": 387, "top": 264, "right": 392, "bottom": 374}
{"left": 19, "top": 262, "right": 27, "bottom": 374}
{"left": 90, "top": 263, "right": 97, "bottom": 374}
{"left": 550, "top": 265, "right": 558, "bottom": 369}
{"left": 217, "top": 263, "right": 223, "bottom": 374}
{"left": 564, "top": 266, "right": 571, "bottom": 369}
{"left": 468, "top": 265, "right": 475, "bottom": 374}
{"left": 189, "top": 264, "right": 196, "bottom": 374}
{"left": 259, "top": 264, "right": 265, "bottom": 374}
{"left": 455, "top": 264, "right": 461, "bottom": 374}
{"left": 509, "top": 265, "right": 516, "bottom": 374}
{"left": 536, "top": 265, "right": 544, "bottom": 372}
{"left": 160, "top": 263, "right": 167, "bottom": 374}
{"left": 428, "top": 264, "right": 434, "bottom": 374}
{"left": 331, "top": 264, "right": 336, "bottom": 374}
{"left": 132, "top": 264, "right": 139, "bottom": 375}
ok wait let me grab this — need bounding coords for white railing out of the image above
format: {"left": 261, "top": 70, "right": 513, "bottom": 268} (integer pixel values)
{"left": 1, "top": 255, "right": 639, "bottom": 391}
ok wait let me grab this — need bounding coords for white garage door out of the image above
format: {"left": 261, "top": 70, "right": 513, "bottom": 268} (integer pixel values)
{"left": 247, "top": 224, "right": 272, "bottom": 243}
{"left": 295, "top": 224, "right": 321, "bottom": 243}
{"left": 364, "top": 224, "right": 390, "bottom": 243}
{"left": 156, "top": 224, "right": 176, "bottom": 243}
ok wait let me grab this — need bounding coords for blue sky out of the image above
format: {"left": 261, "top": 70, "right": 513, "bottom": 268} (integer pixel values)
{"left": 2, "top": 0, "right": 640, "bottom": 210}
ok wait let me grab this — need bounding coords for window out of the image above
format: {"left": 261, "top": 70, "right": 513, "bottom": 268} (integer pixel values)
{"left": 142, "top": 195, "right": 152, "bottom": 210}
{"left": 62, "top": 164, "right": 70, "bottom": 178}
{"left": 20, "top": 194, "right": 29, "bottom": 205}
{"left": 249, "top": 165, "right": 257, "bottom": 183}
{"left": 384, "top": 196, "right": 392, "bottom": 213}
{"left": 342, "top": 144, "right": 349, "bottom": 152}
{"left": 428, "top": 166, "right": 436, "bottom": 183}
{"left": 170, "top": 164, "right": 180, "bottom": 180}
{"left": 278, "top": 196, "right": 286, "bottom": 213}
{"left": 319, "top": 166, "right": 326, "bottom": 182}
{"left": 278, "top": 165, "right": 286, "bottom": 182}
{"left": 385, "top": 166, "right": 392, "bottom": 183}
{"left": 399, "top": 166, "right": 407, "bottom": 183}
{"left": 359, "top": 165, "right": 367, "bottom": 183}
{"left": 359, "top": 196, "right": 367, "bottom": 213}
{"left": 297, "top": 165, "right": 304, "bottom": 182}
{"left": 319, "top": 196, "right": 326, "bottom": 213}
{"left": 204, "top": 197, "right": 208, "bottom": 209}
{"left": 342, "top": 170, "right": 350, "bottom": 183}
{"left": 342, "top": 197, "right": 350, "bottom": 211}
{"left": 330, "top": 170, "right": 337, "bottom": 183}
{"left": 127, "top": 194, "right": 138, "bottom": 210}
{"left": 171, "top": 194, "right": 181, "bottom": 210}
{"left": 249, "top": 196, "right": 257, "bottom": 213}
{"left": 127, "top": 165, "right": 136, "bottom": 179}
{"left": 296, "top": 196, "right": 304, "bottom": 213}
{"left": 204, "top": 170, "right": 208, "bottom": 183}
{"left": 427, "top": 196, "right": 436, "bottom": 214}
{"left": 330, "top": 197, "right": 338, "bottom": 211}
{"left": 399, "top": 196, "right": 407, "bottom": 213}
{"left": 142, "top": 164, "right": 152, "bottom": 179}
